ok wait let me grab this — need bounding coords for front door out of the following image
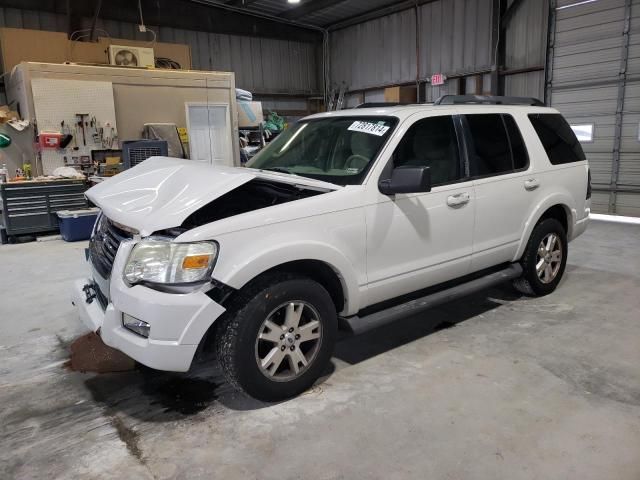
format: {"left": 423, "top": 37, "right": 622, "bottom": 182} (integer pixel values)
{"left": 364, "top": 114, "right": 475, "bottom": 307}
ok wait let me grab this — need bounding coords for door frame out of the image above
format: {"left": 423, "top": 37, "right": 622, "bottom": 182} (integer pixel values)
{"left": 184, "top": 102, "right": 232, "bottom": 166}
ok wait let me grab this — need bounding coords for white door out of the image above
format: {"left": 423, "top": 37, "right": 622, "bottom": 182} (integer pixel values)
{"left": 364, "top": 114, "right": 475, "bottom": 307}
{"left": 185, "top": 103, "right": 232, "bottom": 166}
{"left": 463, "top": 113, "right": 534, "bottom": 271}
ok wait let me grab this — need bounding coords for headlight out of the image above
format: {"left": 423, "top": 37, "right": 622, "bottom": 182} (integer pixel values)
{"left": 124, "top": 238, "right": 218, "bottom": 286}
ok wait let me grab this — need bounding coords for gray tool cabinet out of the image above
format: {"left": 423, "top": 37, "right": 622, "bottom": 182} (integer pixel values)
{"left": 0, "top": 179, "right": 88, "bottom": 243}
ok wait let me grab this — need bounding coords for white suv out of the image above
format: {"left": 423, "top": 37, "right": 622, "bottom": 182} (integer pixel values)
{"left": 72, "top": 95, "right": 590, "bottom": 401}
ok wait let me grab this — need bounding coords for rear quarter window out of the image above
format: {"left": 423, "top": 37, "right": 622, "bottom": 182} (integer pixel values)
{"left": 528, "top": 113, "right": 586, "bottom": 165}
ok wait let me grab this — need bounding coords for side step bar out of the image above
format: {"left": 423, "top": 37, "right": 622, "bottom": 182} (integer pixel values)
{"left": 341, "top": 264, "right": 523, "bottom": 335}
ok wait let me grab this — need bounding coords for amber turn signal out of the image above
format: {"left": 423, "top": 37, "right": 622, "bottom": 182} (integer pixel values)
{"left": 182, "top": 254, "right": 211, "bottom": 270}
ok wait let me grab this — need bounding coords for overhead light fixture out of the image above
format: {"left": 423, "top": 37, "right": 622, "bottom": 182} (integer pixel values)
{"left": 288, "top": 0, "right": 301, "bottom": 3}
{"left": 557, "top": 0, "right": 598, "bottom": 10}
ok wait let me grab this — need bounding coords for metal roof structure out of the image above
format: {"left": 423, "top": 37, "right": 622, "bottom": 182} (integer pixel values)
{"left": 201, "top": 0, "right": 421, "bottom": 29}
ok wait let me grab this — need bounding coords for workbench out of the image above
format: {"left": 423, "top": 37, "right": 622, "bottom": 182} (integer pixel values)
{"left": 0, "top": 179, "right": 88, "bottom": 243}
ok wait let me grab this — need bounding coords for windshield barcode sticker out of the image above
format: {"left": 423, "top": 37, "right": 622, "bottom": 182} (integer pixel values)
{"left": 348, "top": 121, "right": 390, "bottom": 136}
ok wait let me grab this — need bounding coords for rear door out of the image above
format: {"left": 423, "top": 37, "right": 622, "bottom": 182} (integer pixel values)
{"left": 464, "top": 113, "right": 534, "bottom": 271}
{"left": 528, "top": 113, "right": 590, "bottom": 228}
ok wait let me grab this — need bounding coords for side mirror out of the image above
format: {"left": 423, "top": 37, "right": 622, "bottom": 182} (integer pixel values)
{"left": 379, "top": 166, "right": 431, "bottom": 195}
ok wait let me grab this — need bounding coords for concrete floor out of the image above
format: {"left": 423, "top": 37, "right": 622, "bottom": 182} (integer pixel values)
{"left": 1, "top": 219, "right": 639, "bottom": 480}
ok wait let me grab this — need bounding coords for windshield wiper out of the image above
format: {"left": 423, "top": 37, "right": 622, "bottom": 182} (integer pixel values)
{"left": 262, "top": 167, "right": 293, "bottom": 175}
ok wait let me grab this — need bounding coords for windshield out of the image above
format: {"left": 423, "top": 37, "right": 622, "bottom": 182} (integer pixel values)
{"left": 247, "top": 116, "right": 397, "bottom": 186}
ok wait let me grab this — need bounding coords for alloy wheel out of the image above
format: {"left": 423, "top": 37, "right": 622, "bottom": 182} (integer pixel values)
{"left": 536, "top": 233, "right": 563, "bottom": 284}
{"left": 254, "top": 301, "right": 323, "bottom": 382}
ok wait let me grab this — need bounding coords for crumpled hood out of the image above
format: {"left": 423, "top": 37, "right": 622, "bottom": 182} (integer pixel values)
{"left": 86, "top": 157, "right": 256, "bottom": 236}
{"left": 86, "top": 157, "right": 339, "bottom": 237}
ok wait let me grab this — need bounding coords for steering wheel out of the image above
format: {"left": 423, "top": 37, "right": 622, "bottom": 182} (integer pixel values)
{"left": 344, "top": 154, "right": 369, "bottom": 171}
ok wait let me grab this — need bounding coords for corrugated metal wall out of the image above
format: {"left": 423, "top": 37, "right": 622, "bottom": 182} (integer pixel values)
{"left": 329, "top": 9, "right": 417, "bottom": 91}
{"left": 549, "top": 0, "right": 640, "bottom": 216}
{"left": 419, "top": 0, "right": 493, "bottom": 78}
{"left": 0, "top": 7, "right": 319, "bottom": 95}
{"left": 620, "top": 0, "right": 640, "bottom": 216}
{"left": 329, "top": 0, "right": 549, "bottom": 102}
{"left": 329, "top": 0, "right": 494, "bottom": 93}
{"left": 503, "top": 0, "right": 548, "bottom": 99}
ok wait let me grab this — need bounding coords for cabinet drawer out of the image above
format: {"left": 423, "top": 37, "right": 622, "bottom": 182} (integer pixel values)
{"left": 6, "top": 212, "right": 51, "bottom": 231}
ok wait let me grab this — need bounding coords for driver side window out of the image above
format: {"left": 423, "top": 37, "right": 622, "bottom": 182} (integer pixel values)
{"left": 393, "top": 115, "right": 462, "bottom": 186}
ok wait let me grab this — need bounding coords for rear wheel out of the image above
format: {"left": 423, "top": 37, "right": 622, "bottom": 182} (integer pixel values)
{"left": 513, "top": 218, "right": 568, "bottom": 296}
{"left": 215, "top": 273, "right": 337, "bottom": 401}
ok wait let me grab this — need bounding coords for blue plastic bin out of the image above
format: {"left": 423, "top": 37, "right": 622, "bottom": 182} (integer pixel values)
{"left": 57, "top": 208, "right": 100, "bottom": 242}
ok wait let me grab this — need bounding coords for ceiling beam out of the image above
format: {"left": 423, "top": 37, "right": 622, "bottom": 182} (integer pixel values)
{"left": 225, "top": 0, "right": 260, "bottom": 7}
{"left": 0, "top": 0, "right": 322, "bottom": 42}
{"left": 281, "top": 0, "right": 348, "bottom": 21}
{"left": 327, "top": 0, "right": 438, "bottom": 30}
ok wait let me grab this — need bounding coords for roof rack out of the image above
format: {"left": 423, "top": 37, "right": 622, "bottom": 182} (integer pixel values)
{"left": 433, "top": 95, "right": 545, "bottom": 106}
{"left": 355, "top": 102, "right": 406, "bottom": 108}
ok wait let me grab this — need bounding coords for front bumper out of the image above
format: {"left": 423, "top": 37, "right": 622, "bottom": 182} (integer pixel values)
{"left": 71, "top": 242, "right": 226, "bottom": 372}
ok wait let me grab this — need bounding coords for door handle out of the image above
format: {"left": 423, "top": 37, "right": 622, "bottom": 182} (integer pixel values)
{"left": 447, "top": 192, "right": 470, "bottom": 207}
{"left": 524, "top": 179, "right": 540, "bottom": 191}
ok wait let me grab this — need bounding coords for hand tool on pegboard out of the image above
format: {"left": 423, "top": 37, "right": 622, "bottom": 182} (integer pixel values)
{"left": 76, "top": 113, "right": 89, "bottom": 146}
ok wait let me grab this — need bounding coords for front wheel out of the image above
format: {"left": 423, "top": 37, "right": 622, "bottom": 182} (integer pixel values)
{"left": 215, "top": 273, "right": 337, "bottom": 401}
{"left": 513, "top": 218, "right": 568, "bottom": 296}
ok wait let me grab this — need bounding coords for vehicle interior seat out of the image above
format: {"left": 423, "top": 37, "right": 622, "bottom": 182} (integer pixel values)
{"left": 344, "top": 132, "right": 378, "bottom": 171}
{"left": 396, "top": 123, "right": 458, "bottom": 185}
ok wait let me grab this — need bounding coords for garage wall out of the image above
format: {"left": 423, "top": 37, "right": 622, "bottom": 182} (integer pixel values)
{"left": 329, "top": 8, "right": 417, "bottom": 92}
{"left": 0, "top": 7, "right": 319, "bottom": 95}
{"left": 548, "top": 0, "right": 640, "bottom": 216}
{"left": 503, "top": 0, "right": 548, "bottom": 99}
{"left": 329, "top": 0, "right": 548, "bottom": 102}
{"left": 329, "top": 0, "right": 494, "bottom": 97}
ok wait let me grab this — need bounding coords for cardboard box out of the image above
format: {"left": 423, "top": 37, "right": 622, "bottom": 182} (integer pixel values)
{"left": 237, "top": 101, "right": 264, "bottom": 128}
{"left": 0, "top": 106, "right": 20, "bottom": 124}
{"left": 0, "top": 28, "right": 68, "bottom": 74}
{"left": 0, "top": 28, "right": 192, "bottom": 73}
{"left": 384, "top": 86, "right": 417, "bottom": 104}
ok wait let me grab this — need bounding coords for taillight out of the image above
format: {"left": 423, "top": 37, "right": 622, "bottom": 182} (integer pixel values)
{"left": 586, "top": 168, "right": 592, "bottom": 199}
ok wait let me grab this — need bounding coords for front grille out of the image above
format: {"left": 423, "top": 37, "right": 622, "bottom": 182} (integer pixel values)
{"left": 89, "top": 215, "right": 133, "bottom": 279}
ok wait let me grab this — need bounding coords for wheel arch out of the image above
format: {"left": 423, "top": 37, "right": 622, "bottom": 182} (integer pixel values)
{"left": 253, "top": 259, "right": 346, "bottom": 314}
{"left": 213, "top": 242, "right": 361, "bottom": 316}
{"left": 514, "top": 196, "right": 575, "bottom": 261}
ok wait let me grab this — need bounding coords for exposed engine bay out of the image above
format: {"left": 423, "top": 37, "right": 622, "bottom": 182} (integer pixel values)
{"left": 181, "top": 179, "right": 331, "bottom": 229}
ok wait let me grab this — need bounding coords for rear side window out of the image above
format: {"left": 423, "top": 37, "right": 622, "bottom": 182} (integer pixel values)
{"left": 528, "top": 113, "right": 586, "bottom": 164}
{"left": 466, "top": 114, "right": 529, "bottom": 177}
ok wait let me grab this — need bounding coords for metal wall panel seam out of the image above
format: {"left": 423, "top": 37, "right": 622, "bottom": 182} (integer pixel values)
{"left": 610, "top": 0, "right": 633, "bottom": 213}
{"left": 545, "top": 0, "right": 558, "bottom": 105}
{"left": 491, "top": 0, "right": 500, "bottom": 94}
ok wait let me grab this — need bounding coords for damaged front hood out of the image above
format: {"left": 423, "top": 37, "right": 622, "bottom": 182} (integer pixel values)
{"left": 86, "top": 157, "right": 257, "bottom": 236}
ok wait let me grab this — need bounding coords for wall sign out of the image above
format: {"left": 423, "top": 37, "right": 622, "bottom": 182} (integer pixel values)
{"left": 431, "top": 73, "right": 446, "bottom": 86}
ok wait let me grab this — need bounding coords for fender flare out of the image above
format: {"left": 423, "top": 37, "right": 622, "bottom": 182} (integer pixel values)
{"left": 513, "top": 192, "right": 576, "bottom": 261}
{"left": 214, "top": 241, "right": 362, "bottom": 315}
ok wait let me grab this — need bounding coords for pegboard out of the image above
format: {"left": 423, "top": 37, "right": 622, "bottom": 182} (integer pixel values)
{"left": 31, "top": 78, "right": 118, "bottom": 175}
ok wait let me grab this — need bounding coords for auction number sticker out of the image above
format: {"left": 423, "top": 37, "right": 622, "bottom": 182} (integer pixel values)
{"left": 348, "top": 121, "right": 390, "bottom": 136}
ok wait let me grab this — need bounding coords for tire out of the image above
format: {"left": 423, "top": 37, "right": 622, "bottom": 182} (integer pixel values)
{"left": 513, "top": 218, "right": 568, "bottom": 296}
{"left": 215, "top": 272, "right": 337, "bottom": 402}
